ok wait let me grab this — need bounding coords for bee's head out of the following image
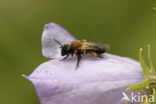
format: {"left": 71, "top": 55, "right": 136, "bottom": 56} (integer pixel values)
{"left": 53, "top": 39, "right": 71, "bottom": 56}
{"left": 61, "top": 45, "right": 70, "bottom": 56}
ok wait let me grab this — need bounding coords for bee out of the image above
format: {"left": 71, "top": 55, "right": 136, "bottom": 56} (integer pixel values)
{"left": 54, "top": 39, "right": 109, "bottom": 70}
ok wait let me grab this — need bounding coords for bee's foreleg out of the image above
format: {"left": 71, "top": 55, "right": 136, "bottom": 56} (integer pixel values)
{"left": 61, "top": 54, "right": 70, "bottom": 61}
{"left": 76, "top": 53, "right": 81, "bottom": 70}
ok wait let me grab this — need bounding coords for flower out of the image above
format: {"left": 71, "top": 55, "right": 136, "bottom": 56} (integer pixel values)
{"left": 24, "top": 23, "right": 145, "bottom": 104}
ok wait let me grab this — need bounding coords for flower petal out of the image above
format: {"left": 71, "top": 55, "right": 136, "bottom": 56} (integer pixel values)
{"left": 25, "top": 53, "right": 144, "bottom": 104}
{"left": 42, "top": 23, "right": 77, "bottom": 58}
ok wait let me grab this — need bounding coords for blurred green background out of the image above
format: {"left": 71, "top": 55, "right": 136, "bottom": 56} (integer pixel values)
{"left": 0, "top": 0, "right": 156, "bottom": 104}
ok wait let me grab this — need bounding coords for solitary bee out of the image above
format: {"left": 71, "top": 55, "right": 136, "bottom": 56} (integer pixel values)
{"left": 54, "top": 39, "right": 109, "bottom": 70}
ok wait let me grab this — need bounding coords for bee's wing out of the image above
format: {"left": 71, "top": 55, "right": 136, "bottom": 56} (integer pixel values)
{"left": 79, "top": 42, "right": 109, "bottom": 50}
{"left": 42, "top": 23, "right": 77, "bottom": 58}
{"left": 93, "top": 42, "right": 109, "bottom": 50}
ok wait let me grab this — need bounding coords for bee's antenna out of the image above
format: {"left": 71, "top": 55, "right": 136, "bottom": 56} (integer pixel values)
{"left": 53, "top": 39, "right": 63, "bottom": 47}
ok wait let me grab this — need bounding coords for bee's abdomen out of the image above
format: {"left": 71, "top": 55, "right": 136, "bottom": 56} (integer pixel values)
{"left": 96, "top": 49, "right": 105, "bottom": 54}
{"left": 86, "top": 48, "right": 105, "bottom": 54}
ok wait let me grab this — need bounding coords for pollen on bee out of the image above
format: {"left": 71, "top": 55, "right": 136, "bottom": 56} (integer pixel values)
{"left": 90, "top": 52, "right": 97, "bottom": 57}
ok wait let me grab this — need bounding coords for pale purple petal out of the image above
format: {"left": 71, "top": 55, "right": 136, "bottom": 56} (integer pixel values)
{"left": 42, "top": 23, "right": 77, "bottom": 58}
{"left": 26, "top": 23, "right": 145, "bottom": 104}
{"left": 25, "top": 53, "right": 144, "bottom": 104}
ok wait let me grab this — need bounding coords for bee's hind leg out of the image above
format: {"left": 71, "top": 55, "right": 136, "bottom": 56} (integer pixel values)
{"left": 97, "top": 54, "right": 103, "bottom": 58}
{"left": 76, "top": 53, "right": 81, "bottom": 70}
{"left": 97, "top": 53, "right": 109, "bottom": 59}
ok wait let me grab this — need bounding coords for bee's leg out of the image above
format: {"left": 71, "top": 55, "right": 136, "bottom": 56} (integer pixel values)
{"left": 61, "top": 54, "right": 70, "bottom": 61}
{"left": 70, "top": 49, "right": 74, "bottom": 57}
{"left": 71, "top": 53, "right": 74, "bottom": 57}
{"left": 74, "top": 49, "right": 77, "bottom": 54}
{"left": 97, "top": 54, "right": 103, "bottom": 58}
{"left": 90, "top": 52, "right": 97, "bottom": 57}
{"left": 83, "top": 50, "right": 87, "bottom": 56}
{"left": 76, "top": 53, "right": 81, "bottom": 70}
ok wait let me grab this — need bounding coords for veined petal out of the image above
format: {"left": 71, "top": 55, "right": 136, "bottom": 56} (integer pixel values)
{"left": 25, "top": 53, "right": 144, "bottom": 104}
{"left": 42, "top": 23, "right": 77, "bottom": 58}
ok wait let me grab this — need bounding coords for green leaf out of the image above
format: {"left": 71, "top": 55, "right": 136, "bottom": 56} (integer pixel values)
{"left": 139, "top": 48, "right": 149, "bottom": 79}
{"left": 147, "top": 45, "right": 155, "bottom": 73}
{"left": 126, "top": 80, "right": 148, "bottom": 91}
{"left": 127, "top": 46, "right": 156, "bottom": 104}
{"left": 141, "top": 91, "right": 150, "bottom": 104}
